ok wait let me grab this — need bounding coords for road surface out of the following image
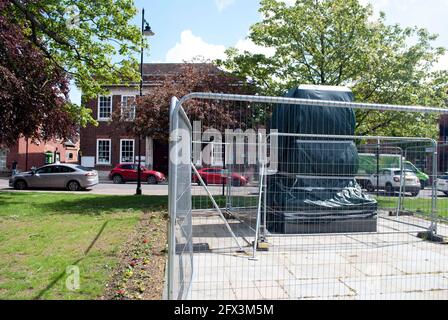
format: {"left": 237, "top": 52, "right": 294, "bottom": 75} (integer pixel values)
{"left": 0, "top": 177, "right": 444, "bottom": 198}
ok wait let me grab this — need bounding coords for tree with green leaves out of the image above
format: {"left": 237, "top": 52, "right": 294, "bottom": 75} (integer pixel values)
{"left": 1, "top": 0, "right": 142, "bottom": 145}
{"left": 218, "top": 0, "right": 448, "bottom": 138}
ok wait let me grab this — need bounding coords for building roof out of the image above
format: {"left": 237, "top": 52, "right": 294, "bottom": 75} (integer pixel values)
{"left": 100, "top": 63, "right": 226, "bottom": 89}
{"left": 142, "top": 63, "right": 222, "bottom": 77}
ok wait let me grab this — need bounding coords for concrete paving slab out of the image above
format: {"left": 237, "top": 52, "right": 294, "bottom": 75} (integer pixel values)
{"left": 232, "top": 283, "right": 264, "bottom": 300}
{"left": 185, "top": 212, "right": 448, "bottom": 300}
{"left": 352, "top": 262, "right": 404, "bottom": 277}
{"left": 254, "top": 280, "right": 290, "bottom": 299}
{"left": 376, "top": 290, "right": 448, "bottom": 300}
{"left": 343, "top": 274, "right": 448, "bottom": 297}
{"left": 286, "top": 263, "right": 370, "bottom": 280}
{"left": 190, "top": 288, "right": 237, "bottom": 300}
{"left": 279, "top": 279, "right": 355, "bottom": 300}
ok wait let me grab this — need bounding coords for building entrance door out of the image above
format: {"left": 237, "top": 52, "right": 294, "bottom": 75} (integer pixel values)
{"left": 0, "top": 149, "right": 7, "bottom": 171}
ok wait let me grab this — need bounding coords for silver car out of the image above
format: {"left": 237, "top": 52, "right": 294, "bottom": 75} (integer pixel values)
{"left": 437, "top": 174, "right": 448, "bottom": 196}
{"left": 9, "top": 164, "right": 99, "bottom": 191}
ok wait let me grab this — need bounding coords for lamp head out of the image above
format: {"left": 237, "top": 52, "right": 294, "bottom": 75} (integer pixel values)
{"left": 143, "top": 23, "right": 155, "bottom": 37}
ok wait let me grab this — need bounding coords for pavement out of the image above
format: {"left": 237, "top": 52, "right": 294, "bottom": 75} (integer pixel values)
{"left": 187, "top": 211, "right": 448, "bottom": 300}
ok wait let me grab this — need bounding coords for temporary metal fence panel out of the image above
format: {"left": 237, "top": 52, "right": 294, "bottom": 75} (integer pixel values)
{"left": 260, "top": 133, "right": 438, "bottom": 238}
{"left": 436, "top": 143, "right": 448, "bottom": 228}
{"left": 168, "top": 92, "right": 448, "bottom": 300}
{"left": 168, "top": 97, "right": 193, "bottom": 300}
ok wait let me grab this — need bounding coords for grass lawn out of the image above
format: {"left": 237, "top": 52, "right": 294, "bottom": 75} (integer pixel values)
{"left": 375, "top": 196, "right": 448, "bottom": 218}
{"left": 1, "top": 190, "right": 444, "bottom": 300}
{"left": 0, "top": 192, "right": 254, "bottom": 300}
{"left": 0, "top": 192, "right": 168, "bottom": 300}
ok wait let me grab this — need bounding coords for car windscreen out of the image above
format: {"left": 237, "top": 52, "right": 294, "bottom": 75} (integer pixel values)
{"left": 405, "top": 163, "right": 418, "bottom": 171}
{"left": 440, "top": 176, "right": 448, "bottom": 180}
{"left": 393, "top": 170, "right": 414, "bottom": 176}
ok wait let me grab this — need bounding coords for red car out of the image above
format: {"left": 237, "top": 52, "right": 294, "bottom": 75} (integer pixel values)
{"left": 109, "top": 164, "right": 166, "bottom": 185}
{"left": 192, "top": 168, "right": 249, "bottom": 187}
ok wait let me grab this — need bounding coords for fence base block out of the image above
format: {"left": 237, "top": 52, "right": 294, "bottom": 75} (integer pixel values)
{"left": 389, "top": 210, "right": 414, "bottom": 216}
{"left": 176, "top": 243, "right": 211, "bottom": 254}
{"left": 223, "top": 211, "right": 235, "bottom": 220}
{"left": 254, "top": 240, "right": 270, "bottom": 251}
{"left": 417, "top": 231, "right": 447, "bottom": 243}
{"left": 269, "top": 217, "right": 377, "bottom": 234}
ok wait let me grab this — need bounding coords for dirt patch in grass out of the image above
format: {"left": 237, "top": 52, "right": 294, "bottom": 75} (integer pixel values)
{"left": 102, "top": 211, "right": 168, "bottom": 300}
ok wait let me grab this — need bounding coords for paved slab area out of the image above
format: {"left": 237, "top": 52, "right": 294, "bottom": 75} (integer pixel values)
{"left": 186, "top": 212, "right": 448, "bottom": 300}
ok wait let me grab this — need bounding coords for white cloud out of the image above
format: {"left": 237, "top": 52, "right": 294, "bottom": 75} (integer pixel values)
{"left": 434, "top": 52, "right": 448, "bottom": 71}
{"left": 165, "top": 30, "right": 277, "bottom": 63}
{"left": 165, "top": 30, "right": 227, "bottom": 62}
{"left": 235, "top": 38, "right": 275, "bottom": 57}
{"left": 281, "top": 0, "right": 296, "bottom": 6}
{"left": 215, "top": 0, "right": 235, "bottom": 11}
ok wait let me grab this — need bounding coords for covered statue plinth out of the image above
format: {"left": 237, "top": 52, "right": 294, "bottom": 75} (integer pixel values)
{"left": 266, "top": 85, "right": 378, "bottom": 234}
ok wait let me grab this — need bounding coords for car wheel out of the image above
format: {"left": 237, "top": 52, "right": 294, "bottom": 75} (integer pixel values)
{"left": 385, "top": 183, "right": 394, "bottom": 196}
{"left": 202, "top": 179, "right": 208, "bottom": 186}
{"left": 14, "top": 180, "right": 27, "bottom": 190}
{"left": 444, "top": 192, "right": 448, "bottom": 197}
{"left": 411, "top": 191, "right": 419, "bottom": 197}
{"left": 147, "top": 175, "right": 157, "bottom": 185}
{"left": 113, "top": 175, "right": 124, "bottom": 184}
{"left": 67, "top": 181, "right": 81, "bottom": 192}
{"left": 366, "top": 181, "right": 375, "bottom": 193}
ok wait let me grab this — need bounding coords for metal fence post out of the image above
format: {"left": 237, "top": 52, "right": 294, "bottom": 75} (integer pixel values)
{"left": 430, "top": 140, "right": 438, "bottom": 234}
{"left": 251, "top": 159, "right": 265, "bottom": 260}
{"left": 167, "top": 97, "right": 179, "bottom": 300}
{"left": 398, "top": 147, "right": 405, "bottom": 216}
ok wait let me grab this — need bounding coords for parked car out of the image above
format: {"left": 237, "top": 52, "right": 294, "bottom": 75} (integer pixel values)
{"left": 356, "top": 153, "right": 429, "bottom": 190}
{"left": 192, "top": 168, "right": 249, "bottom": 187}
{"left": 404, "top": 161, "right": 430, "bottom": 189}
{"left": 109, "top": 164, "right": 166, "bottom": 184}
{"left": 364, "top": 168, "right": 421, "bottom": 197}
{"left": 437, "top": 174, "right": 448, "bottom": 196}
{"left": 9, "top": 164, "right": 99, "bottom": 191}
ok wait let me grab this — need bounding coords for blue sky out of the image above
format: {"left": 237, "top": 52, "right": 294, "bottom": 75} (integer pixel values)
{"left": 134, "top": 0, "right": 262, "bottom": 63}
{"left": 70, "top": 0, "right": 448, "bottom": 104}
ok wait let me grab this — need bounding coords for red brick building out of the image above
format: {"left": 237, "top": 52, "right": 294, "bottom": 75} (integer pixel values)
{"left": 80, "top": 63, "right": 219, "bottom": 176}
{"left": 0, "top": 137, "right": 79, "bottom": 174}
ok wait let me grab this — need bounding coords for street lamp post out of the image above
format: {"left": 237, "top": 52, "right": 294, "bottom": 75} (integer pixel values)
{"left": 136, "top": 8, "right": 155, "bottom": 196}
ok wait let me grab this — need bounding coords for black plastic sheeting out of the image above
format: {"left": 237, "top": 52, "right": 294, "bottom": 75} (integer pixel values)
{"left": 266, "top": 86, "right": 378, "bottom": 234}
